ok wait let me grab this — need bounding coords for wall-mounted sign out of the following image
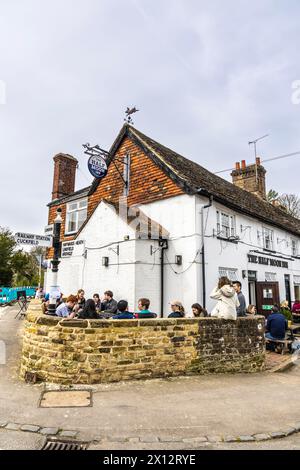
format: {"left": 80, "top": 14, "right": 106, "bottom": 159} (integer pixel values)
{"left": 61, "top": 240, "right": 85, "bottom": 258}
{"left": 262, "top": 305, "right": 273, "bottom": 311}
{"left": 247, "top": 254, "right": 288, "bottom": 269}
{"left": 15, "top": 232, "right": 52, "bottom": 248}
{"left": 44, "top": 224, "right": 54, "bottom": 236}
{"left": 88, "top": 155, "right": 108, "bottom": 179}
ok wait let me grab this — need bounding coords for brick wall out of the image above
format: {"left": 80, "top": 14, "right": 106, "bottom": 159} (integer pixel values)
{"left": 20, "top": 302, "right": 266, "bottom": 385}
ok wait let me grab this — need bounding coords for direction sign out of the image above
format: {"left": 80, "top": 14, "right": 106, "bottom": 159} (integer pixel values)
{"left": 44, "top": 224, "right": 54, "bottom": 236}
{"left": 15, "top": 232, "right": 52, "bottom": 248}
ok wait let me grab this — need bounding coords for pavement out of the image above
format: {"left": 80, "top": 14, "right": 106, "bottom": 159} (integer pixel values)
{"left": 1, "top": 304, "right": 300, "bottom": 450}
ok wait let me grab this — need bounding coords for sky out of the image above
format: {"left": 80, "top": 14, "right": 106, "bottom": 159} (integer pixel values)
{"left": 0, "top": 0, "right": 299, "bottom": 235}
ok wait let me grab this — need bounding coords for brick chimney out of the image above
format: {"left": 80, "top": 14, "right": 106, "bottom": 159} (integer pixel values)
{"left": 52, "top": 153, "right": 78, "bottom": 201}
{"left": 231, "top": 157, "right": 266, "bottom": 199}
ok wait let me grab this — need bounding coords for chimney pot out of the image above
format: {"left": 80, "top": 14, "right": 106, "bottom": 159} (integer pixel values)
{"left": 235, "top": 162, "right": 240, "bottom": 170}
{"left": 241, "top": 160, "right": 246, "bottom": 169}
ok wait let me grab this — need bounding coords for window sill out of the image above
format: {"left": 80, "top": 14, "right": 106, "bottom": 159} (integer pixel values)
{"left": 262, "top": 248, "right": 276, "bottom": 253}
{"left": 64, "top": 232, "right": 77, "bottom": 236}
{"left": 217, "top": 236, "right": 239, "bottom": 244}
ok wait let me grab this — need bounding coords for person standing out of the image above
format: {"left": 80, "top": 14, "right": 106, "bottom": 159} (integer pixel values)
{"left": 232, "top": 281, "right": 246, "bottom": 317}
{"left": 210, "top": 277, "right": 239, "bottom": 320}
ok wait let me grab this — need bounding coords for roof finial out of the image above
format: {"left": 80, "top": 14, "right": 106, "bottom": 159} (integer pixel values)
{"left": 124, "top": 106, "right": 139, "bottom": 125}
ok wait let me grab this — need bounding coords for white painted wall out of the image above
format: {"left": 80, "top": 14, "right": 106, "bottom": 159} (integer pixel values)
{"left": 46, "top": 194, "right": 300, "bottom": 317}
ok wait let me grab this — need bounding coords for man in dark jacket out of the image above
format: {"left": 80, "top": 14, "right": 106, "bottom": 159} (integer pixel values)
{"left": 265, "top": 305, "right": 287, "bottom": 340}
{"left": 112, "top": 300, "right": 134, "bottom": 320}
{"left": 101, "top": 290, "right": 118, "bottom": 314}
{"left": 233, "top": 281, "right": 246, "bottom": 317}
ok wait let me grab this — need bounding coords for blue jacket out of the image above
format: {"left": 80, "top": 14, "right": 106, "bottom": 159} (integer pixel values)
{"left": 266, "top": 313, "right": 287, "bottom": 340}
{"left": 112, "top": 311, "right": 134, "bottom": 320}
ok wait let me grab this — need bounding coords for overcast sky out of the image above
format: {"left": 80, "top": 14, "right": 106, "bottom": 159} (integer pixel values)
{"left": 0, "top": 0, "right": 299, "bottom": 235}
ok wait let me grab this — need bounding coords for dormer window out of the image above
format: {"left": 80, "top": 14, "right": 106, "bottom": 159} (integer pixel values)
{"left": 65, "top": 198, "right": 87, "bottom": 234}
{"left": 216, "top": 210, "right": 235, "bottom": 238}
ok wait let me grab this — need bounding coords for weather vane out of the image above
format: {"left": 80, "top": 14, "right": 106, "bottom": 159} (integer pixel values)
{"left": 124, "top": 106, "right": 139, "bottom": 125}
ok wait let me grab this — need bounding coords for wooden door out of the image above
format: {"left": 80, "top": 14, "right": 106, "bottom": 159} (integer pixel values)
{"left": 256, "top": 282, "right": 280, "bottom": 316}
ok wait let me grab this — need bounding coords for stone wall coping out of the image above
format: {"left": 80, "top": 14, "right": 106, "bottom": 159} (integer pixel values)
{"left": 26, "top": 307, "right": 265, "bottom": 329}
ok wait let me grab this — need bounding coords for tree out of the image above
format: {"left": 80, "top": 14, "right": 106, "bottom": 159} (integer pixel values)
{"left": 278, "top": 193, "right": 300, "bottom": 219}
{"left": 0, "top": 228, "right": 16, "bottom": 286}
{"left": 11, "top": 250, "right": 39, "bottom": 287}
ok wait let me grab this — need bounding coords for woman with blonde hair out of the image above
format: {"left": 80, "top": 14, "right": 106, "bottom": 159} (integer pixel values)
{"left": 280, "top": 300, "right": 292, "bottom": 321}
{"left": 168, "top": 301, "right": 185, "bottom": 318}
{"left": 210, "top": 276, "right": 239, "bottom": 320}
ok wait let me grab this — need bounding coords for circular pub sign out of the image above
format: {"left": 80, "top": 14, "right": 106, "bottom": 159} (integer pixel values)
{"left": 88, "top": 155, "right": 108, "bottom": 179}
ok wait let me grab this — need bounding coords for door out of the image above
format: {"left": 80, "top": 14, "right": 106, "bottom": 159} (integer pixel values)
{"left": 284, "top": 275, "right": 291, "bottom": 308}
{"left": 256, "top": 282, "right": 280, "bottom": 316}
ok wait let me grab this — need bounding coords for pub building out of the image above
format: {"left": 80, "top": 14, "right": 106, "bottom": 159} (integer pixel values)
{"left": 45, "top": 124, "right": 300, "bottom": 316}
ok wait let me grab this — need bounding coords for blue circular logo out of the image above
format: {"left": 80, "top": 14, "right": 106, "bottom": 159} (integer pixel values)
{"left": 88, "top": 155, "right": 108, "bottom": 179}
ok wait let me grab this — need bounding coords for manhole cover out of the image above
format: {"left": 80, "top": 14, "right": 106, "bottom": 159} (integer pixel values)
{"left": 39, "top": 390, "right": 92, "bottom": 408}
{"left": 41, "top": 437, "right": 89, "bottom": 450}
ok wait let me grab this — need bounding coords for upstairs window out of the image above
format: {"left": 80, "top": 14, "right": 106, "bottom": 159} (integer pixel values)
{"left": 292, "top": 239, "right": 298, "bottom": 257}
{"left": 262, "top": 227, "right": 274, "bottom": 251}
{"left": 216, "top": 210, "right": 235, "bottom": 238}
{"left": 218, "top": 267, "right": 238, "bottom": 281}
{"left": 65, "top": 199, "right": 88, "bottom": 234}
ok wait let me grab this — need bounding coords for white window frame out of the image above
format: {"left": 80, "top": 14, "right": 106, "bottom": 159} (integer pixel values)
{"left": 294, "top": 275, "right": 300, "bottom": 286}
{"left": 218, "top": 267, "right": 238, "bottom": 282}
{"left": 292, "top": 239, "right": 298, "bottom": 257}
{"left": 216, "top": 210, "right": 236, "bottom": 239}
{"left": 65, "top": 198, "right": 88, "bottom": 235}
{"left": 262, "top": 227, "right": 274, "bottom": 251}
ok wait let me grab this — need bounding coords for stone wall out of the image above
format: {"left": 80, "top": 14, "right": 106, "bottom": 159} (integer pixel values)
{"left": 20, "top": 303, "right": 265, "bottom": 385}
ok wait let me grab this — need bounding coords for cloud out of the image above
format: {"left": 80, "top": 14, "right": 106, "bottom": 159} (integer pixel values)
{"left": 0, "top": 0, "right": 299, "bottom": 235}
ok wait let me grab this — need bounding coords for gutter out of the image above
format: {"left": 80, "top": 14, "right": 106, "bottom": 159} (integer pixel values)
{"left": 198, "top": 190, "right": 213, "bottom": 309}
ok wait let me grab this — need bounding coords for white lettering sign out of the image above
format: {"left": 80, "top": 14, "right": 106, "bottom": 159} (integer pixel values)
{"left": 15, "top": 232, "right": 52, "bottom": 248}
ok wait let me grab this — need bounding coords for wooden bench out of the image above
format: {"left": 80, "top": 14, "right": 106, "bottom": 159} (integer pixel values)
{"left": 265, "top": 337, "right": 293, "bottom": 354}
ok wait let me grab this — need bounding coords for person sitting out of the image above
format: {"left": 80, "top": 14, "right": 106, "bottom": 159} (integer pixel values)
{"left": 134, "top": 298, "right": 157, "bottom": 318}
{"left": 93, "top": 293, "right": 101, "bottom": 312}
{"left": 101, "top": 290, "right": 118, "bottom": 314}
{"left": 78, "top": 299, "right": 99, "bottom": 319}
{"left": 292, "top": 300, "right": 300, "bottom": 323}
{"left": 55, "top": 295, "right": 77, "bottom": 318}
{"left": 210, "top": 277, "right": 239, "bottom": 320}
{"left": 265, "top": 305, "right": 287, "bottom": 341}
{"left": 168, "top": 301, "right": 185, "bottom": 318}
{"left": 191, "top": 303, "right": 208, "bottom": 317}
{"left": 112, "top": 300, "right": 134, "bottom": 320}
{"left": 280, "top": 300, "right": 292, "bottom": 321}
{"left": 246, "top": 304, "right": 257, "bottom": 316}
{"left": 76, "top": 289, "right": 86, "bottom": 310}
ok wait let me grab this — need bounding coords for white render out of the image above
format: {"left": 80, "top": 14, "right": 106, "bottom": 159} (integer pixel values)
{"left": 46, "top": 194, "right": 300, "bottom": 317}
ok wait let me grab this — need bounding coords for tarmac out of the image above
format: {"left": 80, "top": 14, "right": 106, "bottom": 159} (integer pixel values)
{"left": 0, "top": 304, "right": 300, "bottom": 450}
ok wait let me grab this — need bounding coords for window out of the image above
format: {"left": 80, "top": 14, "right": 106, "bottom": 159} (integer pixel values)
{"left": 218, "top": 267, "right": 238, "bottom": 281}
{"left": 265, "top": 272, "right": 276, "bottom": 282}
{"left": 294, "top": 275, "right": 300, "bottom": 286}
{"left": 65, "top": 199, "right": 87, "bottom": 234}
{"left": 262, "top": 228, "right": 274, "bottom": 251}
{"left": 292, "top": 239, "right": 298, "bottom": 257}
{"left": 216, "top": 211, "right": 235, "bottom": 238}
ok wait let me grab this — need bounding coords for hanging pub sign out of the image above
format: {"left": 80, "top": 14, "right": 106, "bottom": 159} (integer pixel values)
{"left": 88, "top": 155, "right": 108, "bottom": 179}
